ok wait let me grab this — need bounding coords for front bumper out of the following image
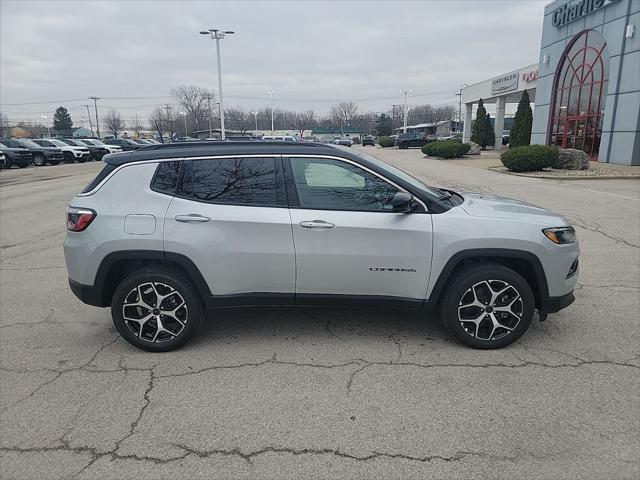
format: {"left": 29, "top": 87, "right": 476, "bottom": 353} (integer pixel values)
{"left": 46, "top": 153, "right": 64, "bottom": 162}
{"left": 540, "top": 290, "right": 575, "bottom": 314}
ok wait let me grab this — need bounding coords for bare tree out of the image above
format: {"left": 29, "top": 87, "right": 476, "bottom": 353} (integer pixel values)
{"left": 171, "top": 85, "right": 211, "bottom": 134}
{"left": 0, "top": 112, "right": 9, "bottom": 137}
{"left": 294, "top": 110, "right": 316, "bottom": 137}
{"left": 102, "top": 109, "right": 124, "bottom": 138}
{"left": 225, "top": 107, "right": 252, "bottom": 134}
{"left": 330, "top": 102, "right": 358, "bottom": 133}
{"left": 130, "top": 114, "right": 144, "bottom": 136}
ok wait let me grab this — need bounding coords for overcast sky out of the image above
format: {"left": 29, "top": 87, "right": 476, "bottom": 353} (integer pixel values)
{"left": 1, "top": 0, "right": 547, "bottom": 126}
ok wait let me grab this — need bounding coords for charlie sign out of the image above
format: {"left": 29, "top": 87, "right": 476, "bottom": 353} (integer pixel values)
{"left": 491, "top": 72, "right": 519, "bottom": 95}
{"left": 552, "top": 0, "right": 620, "bottom": 28}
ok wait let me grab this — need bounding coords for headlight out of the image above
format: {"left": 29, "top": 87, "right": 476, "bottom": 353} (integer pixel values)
{"left": 543, "top": 227, "right": 576, "bottom": 244}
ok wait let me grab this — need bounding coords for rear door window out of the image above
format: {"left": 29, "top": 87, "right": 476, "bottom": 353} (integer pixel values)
{"left": 179, "top": 157, "right": 279, "bottom": 207}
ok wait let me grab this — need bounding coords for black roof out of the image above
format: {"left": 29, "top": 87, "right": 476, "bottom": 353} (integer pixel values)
{"left": 103, "top": 141, "right": 348, "bottom": 166}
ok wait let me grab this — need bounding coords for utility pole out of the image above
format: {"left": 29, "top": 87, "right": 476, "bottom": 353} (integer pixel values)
{"left": 84, "top": 105, "right": 94, "bottom": 135}
{"left": 200, "top": 29, "right": 234, "bottom": 140}
{"left": 164, "top": 104, "right": 173, "bottom": 142}
{"left": 89, "top": 97, "right": 101, "bottom": 138}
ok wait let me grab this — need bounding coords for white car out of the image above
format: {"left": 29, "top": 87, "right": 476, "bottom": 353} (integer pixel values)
{"left": 32, "top": 138, "right": 91, "bottom": 163}
{"left": 79, "top": 139, "right": 123, "bottom": 154}
{"left": 262, "top": 135, "right": 297, "bottom": 142}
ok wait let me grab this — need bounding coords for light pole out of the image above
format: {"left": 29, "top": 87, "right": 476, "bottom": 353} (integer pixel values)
{"left": 179, "top": 112, "right": 187, "bottom": 138}
{"left": 401, "top": 89, "right": 413, "bottom": 133}
{"left": 454, "top": 84, "right": 468, "bottom": 135}
{"left": 41, "top": 115, "right": 51, "bottom": 137}
{"left": 251, "top": 111, "right": 258, "bottom": 136}
{"left": 200, "top": 28, "right": 234, "bottom": 140}
{"left": 267, "top": 90, "right": 274, "bottom": 134}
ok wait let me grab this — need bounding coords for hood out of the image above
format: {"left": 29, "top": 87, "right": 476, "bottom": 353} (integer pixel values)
{"left": 461, "top": 192, "right": 569, "bottom": 224}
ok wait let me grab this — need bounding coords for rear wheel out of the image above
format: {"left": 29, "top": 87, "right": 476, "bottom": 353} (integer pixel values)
{"left": 440, "top": 264, "right": 534, "bottom": 349}
{"left": 33, "top": 154, "right": 45, "bottom": 167}
{"left": 111, "top": 267, "right": 203, "bottom": 352}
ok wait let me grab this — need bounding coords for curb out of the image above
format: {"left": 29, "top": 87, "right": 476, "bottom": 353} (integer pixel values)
{"left": 487, "top": 166, "right": 640, "bottom": 181}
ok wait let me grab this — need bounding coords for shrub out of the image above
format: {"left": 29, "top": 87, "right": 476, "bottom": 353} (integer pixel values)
{"left": 501, "top": 145, "right": 559, "bottom": 172}
{"left": 378, "top": 136, "right": 395, "bottom": 147}
{"left": 421, "top": 140, "right": 471, "bottom": 159}
{"left": 509, "top": 90, "right": 532, "bottom": 148}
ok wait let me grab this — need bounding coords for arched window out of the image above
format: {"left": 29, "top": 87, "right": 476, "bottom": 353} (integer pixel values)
{"left": 548, "top": 30, "right": 609, "bottom": 159}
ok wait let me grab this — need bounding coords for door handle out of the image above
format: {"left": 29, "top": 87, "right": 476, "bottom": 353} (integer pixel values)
{"left": 175, "top": 214, "right": 211, "bottom": 223}
{"left": 299, "top": 220, "right": 335, "bottom": 229}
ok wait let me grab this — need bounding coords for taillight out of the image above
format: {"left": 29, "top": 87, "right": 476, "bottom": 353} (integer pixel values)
{"left": 66, "top": 206, "right": 96, "bottom": 232}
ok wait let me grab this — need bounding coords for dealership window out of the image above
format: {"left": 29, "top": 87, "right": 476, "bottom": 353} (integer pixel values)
{"left": 548, "top": 30, "right": 608, "bottom": 159}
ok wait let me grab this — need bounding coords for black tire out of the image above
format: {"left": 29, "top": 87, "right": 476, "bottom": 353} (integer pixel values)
{"left": 78, "top": 157, "right": 87, "bottom": 163}
{"left": 111, "top": 266, "right": 203, "bottom": 352}
{"left": 33, "top": 154, "right": 45, "bottom": 167}
{"left": 439, "top": 263, "right": 534, "bottom": 349}
{"left": 63, "top": 152, "right": 75, "bottom": 163}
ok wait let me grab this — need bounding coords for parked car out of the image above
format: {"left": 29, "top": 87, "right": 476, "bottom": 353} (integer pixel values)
{"left": 395, "top": 132, "right": 427, "bottom": 149}
{"left": 145, "top": 138, "right": 161, "bottom": 144}
{"left": 59, "top": 139, "right": 102, "bottom": 161}
{"left": 333, "top": 137, "right": 353, "bottom": 146}
{"left": 362, "top": 135, "right": 375, "bottom": 146}
{"left": 0, "top": 141, "right": 33, "bottom": 168}
{"left": 104, "top": 138, "right": 143, "bottom": 151}
{"left": 262, "top": 135, "right": 297, "bottom": 142}
{"left": 131, "top": 138, "right": 153, "bottom": 145}
{"left": 64, "top": 141, "right": 578, "bottom": 352}
{"left": 33, "top": 138, "right": 91, "bottom": 163}
{"left": 2, "top": 138, "right": 63, "bottom": 166}
{"left": 78, "top": 139, "right": 122, "bottom": 155}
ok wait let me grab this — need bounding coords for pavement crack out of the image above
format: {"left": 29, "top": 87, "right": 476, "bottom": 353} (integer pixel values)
{"left": 568, "top": 216, "right": 640, "bottom": 248}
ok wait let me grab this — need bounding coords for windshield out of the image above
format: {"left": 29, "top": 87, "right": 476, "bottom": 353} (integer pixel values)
{"left": 0, "top": 142, "right": 7, "bottom": 148}
{"left": 345, "top": 147, "right": 444, "bottom": 198}
{"left": 17, "top": 139, "right": 40, "bottom": 148}
{"left": 50, "top": 140, "right": 68, "bottom": 147}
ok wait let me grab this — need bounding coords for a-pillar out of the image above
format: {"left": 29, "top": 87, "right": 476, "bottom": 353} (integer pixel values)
{"left": 463, "top": 103, "right": 473, "bottom": 142}
{"left": 494, "top": 96, "right": 506, "bottom": 150}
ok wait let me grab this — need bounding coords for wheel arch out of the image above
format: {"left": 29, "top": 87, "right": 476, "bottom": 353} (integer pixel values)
{"left": 93, "top": 250, "right": 211, "bottom": 307}
{"left": 428, "top": 249, "right": 549, "bottom": 310}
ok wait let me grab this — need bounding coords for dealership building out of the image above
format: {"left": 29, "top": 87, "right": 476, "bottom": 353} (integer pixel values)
{"left": 462, "top": 0, "right": 639, "bottom": 165}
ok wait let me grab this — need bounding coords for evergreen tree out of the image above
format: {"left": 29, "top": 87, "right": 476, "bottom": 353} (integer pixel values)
{"left": 509, "top": 90, "right": 532, "bottom": 148}
{"left": 470, "top": 98, "right": 494, "bottom": 149}
{"left": 376, "top": 113, "right": 393, "bottom": 137}
{"left": 53, "top": 106, "right": 73, "bottom": 132}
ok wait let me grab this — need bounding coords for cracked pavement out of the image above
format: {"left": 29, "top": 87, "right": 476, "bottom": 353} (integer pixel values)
{"left": 1, "top": 154, "right": 639, "bottom": 479}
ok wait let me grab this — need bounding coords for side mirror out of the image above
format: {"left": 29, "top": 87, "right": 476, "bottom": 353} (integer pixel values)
{"left": 391, "top": 192, "right": 417, "bottom": 213}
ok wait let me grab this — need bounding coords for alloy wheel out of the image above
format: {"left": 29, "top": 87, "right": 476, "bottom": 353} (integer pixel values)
{"left": 33, "top": 155, "right": 45, "bottom": 166}
{"left": 457, "top": 280, "right": 523, "bottom": 341}
{"left": 122, "top": 282, "right": 188, "bottom": 343}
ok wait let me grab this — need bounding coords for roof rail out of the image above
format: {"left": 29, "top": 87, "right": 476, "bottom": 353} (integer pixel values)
{"left": 139, "top": 140, "right": 324, "bottom": 150}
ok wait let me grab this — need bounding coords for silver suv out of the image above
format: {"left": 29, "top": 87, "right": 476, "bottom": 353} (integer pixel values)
{"left": 64, "top": 142, "right": 579, "bottom": 351}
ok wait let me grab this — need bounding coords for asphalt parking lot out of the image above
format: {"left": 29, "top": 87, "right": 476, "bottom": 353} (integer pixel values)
{"left": 1, "top": 150, "right": 639, "bottom": 479}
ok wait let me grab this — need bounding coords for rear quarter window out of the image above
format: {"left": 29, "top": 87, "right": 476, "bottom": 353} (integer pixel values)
{"left": 151, "top": 161, "right": 182, "bottom": 195}
{"left": 81, "top": 164, "right": 117, "bottom": 194}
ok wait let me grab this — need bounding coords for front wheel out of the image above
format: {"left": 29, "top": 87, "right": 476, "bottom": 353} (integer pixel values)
{"left": 111, "top": 267, "right": 203, "bottom": 352}
{"left": 440, "top": 264, "right": 534, "bottom": 349}
{"left": 33, "top": 154, "right": 45, "bottom": 167}
{"left": 63, "top": 152, "right": 75, "bottom": 163}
